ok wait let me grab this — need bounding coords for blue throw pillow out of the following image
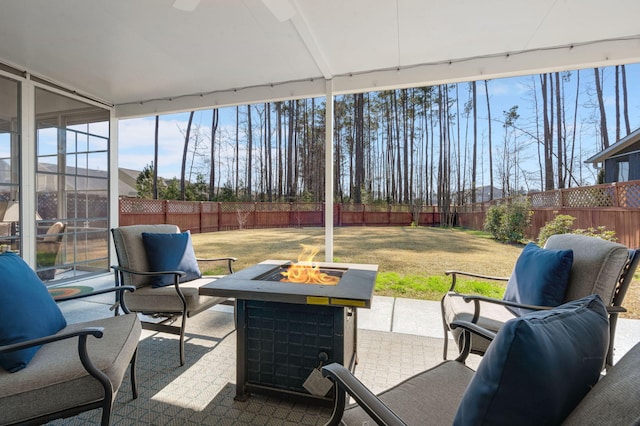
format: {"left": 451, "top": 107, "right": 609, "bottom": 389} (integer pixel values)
{"left": 141, "top": 231, "right": 202, "bottom": 288}
{"left": 503, "top": 242, "right": 573, "bottom": 316}
{"left": 453, "top": 294, "right": 609, "bottom": 426}
{"left": 0, "top": 252, "right": 67, "bottom": 372}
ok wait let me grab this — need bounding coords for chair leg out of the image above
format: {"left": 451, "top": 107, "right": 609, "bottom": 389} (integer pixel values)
{"left": 441, "top": 298, "right": 449, "bottom": 360}
{"left": 130, "top": 349, "right": 139, "bottom": 399}
{"left": 100, "top": 391, "right": 115, "bottom": 426}
{"left": 179, "top": 314, "right": 187, "bottom": 366}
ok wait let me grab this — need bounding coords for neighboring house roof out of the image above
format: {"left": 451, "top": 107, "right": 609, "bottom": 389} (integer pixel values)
{"left": 119, "top": 168, "right": 140, "bottom": 197}
{"left": 586, "top": 127, "right": 640, "bottom": 165}
{"left": 0, "top": 161, "right": 141, "bottom": 197}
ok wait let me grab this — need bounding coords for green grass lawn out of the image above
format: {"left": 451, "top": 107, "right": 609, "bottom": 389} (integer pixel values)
{"left": 192, "top": 226, "right": 522, "bottom": 301}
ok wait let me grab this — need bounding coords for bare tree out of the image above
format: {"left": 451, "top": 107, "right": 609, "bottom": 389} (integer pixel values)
{"left": 622, "top": 64, "right": 631, "bottom": 135}
{"left": 153, "top": 115, "right": 159, "bottom": 199}
{"left": 246, "top": 105, "right": 254, "bottom": 200}
{"left": 594, "top": 67, "right": 610, "bottom": 149}
{"left": 484, "top": 80, "right": 494, "bottom": 200}
{"left": 180, "top": 111, "right": 194, "bottom": 200}
{"left": 209, "top": 108, "right": 219, "bottom": 200}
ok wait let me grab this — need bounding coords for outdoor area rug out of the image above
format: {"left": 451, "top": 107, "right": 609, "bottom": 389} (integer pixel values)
{"left": 51, "top": 309, "right": 458, "bottom": 425}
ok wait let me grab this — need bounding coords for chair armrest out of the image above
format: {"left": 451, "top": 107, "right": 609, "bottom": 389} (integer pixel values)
{"left": 0, "top": 327, "right": 104, "bottom": 354}
{"left": 196, "top": 256, "right": 237, "bottom": 274}
{"left": 110, "top": 264, "right": 187, "bottom": 279}
{"left": 54, "top": 285, "right": 136, "bottom": 314}
{"left": 461, "top": 294, "right": 554, "bottom": 312}
{"left": 322, "top": 363, "right": 408, "bottom": 426}
{"left": 444, "top": 270, "right": 509, "bottom": 291}
{"left": 450, "top": 319, "right": 497, "bottom": 341}
{"left": 607, "top": 306, "right": 627, "bottom": 314}
{"left": 111, "top": 265, "right": 190, "bottom": 312}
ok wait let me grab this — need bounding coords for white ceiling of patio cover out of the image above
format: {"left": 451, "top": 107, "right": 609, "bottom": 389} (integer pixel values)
{"left": 1, "top": 0, "right": 640, "bottom": 117}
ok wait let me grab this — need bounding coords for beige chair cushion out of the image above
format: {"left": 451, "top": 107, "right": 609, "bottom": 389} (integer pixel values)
{"left": 0, "top": 313, "right": 141, "bottom": 425}
{"left": 563, "top": 342, "right": 640, "bottom": 425}
{"left": 342, "top": 360, "right": 474, "bottom": 426}
{"left": 112, "top": 224, "right": 180, "bottom": 287}
{"left": 545, "top": 233, "right": 629, "bottom": 304}
{"left": 42, "top": 222, "right": 66, "bottom": 243}
{"left": 123, "top": 277, "right": 228, "bottom": 315}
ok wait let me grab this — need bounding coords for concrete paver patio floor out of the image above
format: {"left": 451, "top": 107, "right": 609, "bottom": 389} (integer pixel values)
{"left": 50, "top": 275, "right": 639, "bottom": 424}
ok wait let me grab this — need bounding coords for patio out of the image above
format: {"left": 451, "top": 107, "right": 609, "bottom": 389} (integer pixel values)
{"left": 48, "top": 274, "right": 640, "bottom": 425}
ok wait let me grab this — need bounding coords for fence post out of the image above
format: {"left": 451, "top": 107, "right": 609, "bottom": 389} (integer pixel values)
{"left": 164, "top": 200, "right": 169, "bottom": 224}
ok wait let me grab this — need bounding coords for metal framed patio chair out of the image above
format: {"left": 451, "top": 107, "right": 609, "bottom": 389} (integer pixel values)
{"left": 111, "top": 224, "right": 236, "bottom": 366}
{"left": 323, "top": 295, "right": 640, "bottom": 426}
{"left": 0, "top": 251, "right": 140, "bottom": 426}
{"left": 441, "top": 233, "right": 639, "bottom": 369}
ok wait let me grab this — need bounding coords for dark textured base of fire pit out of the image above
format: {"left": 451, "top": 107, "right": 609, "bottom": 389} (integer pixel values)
{"left": 240, "top": 299, "right": 356, "bottom": 403}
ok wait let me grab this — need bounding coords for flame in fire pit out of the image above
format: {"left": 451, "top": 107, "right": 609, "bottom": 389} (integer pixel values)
{"left": 280, "top": 245, "right": 340, "bottom": 285}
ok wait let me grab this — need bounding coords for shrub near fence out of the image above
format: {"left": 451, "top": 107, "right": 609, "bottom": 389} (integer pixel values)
{"left": 119, "top": 199, "right": 441, "bottom": 232}
{"left": 455, "top": 180, "right": 640, "bottom": 249}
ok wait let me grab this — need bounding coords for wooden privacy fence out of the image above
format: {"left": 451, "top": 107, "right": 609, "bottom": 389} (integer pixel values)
{"left": 119, "top": 199, "right": 441, "bottom": 232}
{"left": 455, "top": 180, "right": 640, "bottom": 249}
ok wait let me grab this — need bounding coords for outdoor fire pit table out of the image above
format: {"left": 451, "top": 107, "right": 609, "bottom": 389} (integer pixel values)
{"left": 199, "top": 259, "right": 378, "bottom": 404}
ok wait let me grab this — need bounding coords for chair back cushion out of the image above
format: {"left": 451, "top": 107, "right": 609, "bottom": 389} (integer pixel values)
{"left": 503, "top": 242, "right": 573, "bottom": 316}
{"left": 545, "top": 233, "right": 629, "bottom": 304}
{"left": 111, "top": 224, "right": 179, "bottom": 287}
{"left": 453, "top": 294, "right": 609, "bottom": 426}
{"left": 0, "top": 252, "right": 67, "bottom": 372}
{"left": 42, "top": 222, "right": 66, "bottom": 243}
{"left": 142, "top": 230, "right": 202, "bottom": 287}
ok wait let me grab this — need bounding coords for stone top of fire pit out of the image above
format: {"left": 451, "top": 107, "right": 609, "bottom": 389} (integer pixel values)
{"left": 199, "top": 260, "right": 378, "bottom": 308}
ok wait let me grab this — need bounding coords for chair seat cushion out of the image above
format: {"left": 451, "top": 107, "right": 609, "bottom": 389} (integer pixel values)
{"left": 0, "top": 252, "right": 67, "bottom": 372}
{"left": 563, "top": 341, "right": 640, "bottom": 425}
{"left": 343, "top": 359, "right": 475, "bottom": 426}
{"left": 0, "top": 313, "right": 141, "bottom": 424}
{"left": 123, "top": 277, "right": 227, "bottom": 315}
{"left": 142, "top": 231, "right": 202, "bottom": 288}
{"left": 453, "top": 294, "right": 609, "bottom": 426}
{"left": 503, "top": 242, "right": 573, "bottom": 316}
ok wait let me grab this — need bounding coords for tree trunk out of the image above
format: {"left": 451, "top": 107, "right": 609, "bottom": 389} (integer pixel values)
{"left": 246, "top": 105, "right": 253, "bottom": 200}
{"left": 594, "top": 67, "right": 610, "bottom": 149}
{"left": 153, "top": 115, "right": 159, "bottom": 199}
{"left": 555, "top": 72, "right": 564, "bottom": 189}
{"left": 471, "top": 81, "right": 477, "bottom": 203}
{"left": 622, "top": 64, "right": 631, "bottom": 135}
{"left": 615, "top": 65, "right": 621, "bottom": 142}
{"left": 484, "top": 80, "right": 493, "bottom": 200}
{"left": 180, "top": 111, "right": 194, "bottom": 200}
{"left": 209, "top": 108, "right": 219, "bottom": 200}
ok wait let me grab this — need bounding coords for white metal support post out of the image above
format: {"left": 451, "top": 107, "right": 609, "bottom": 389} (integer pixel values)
{"left": 324, "top": 79, "right": 334, "bottom": 262}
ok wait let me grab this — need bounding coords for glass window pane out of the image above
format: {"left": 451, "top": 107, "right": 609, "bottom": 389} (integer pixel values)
{"left": 37, "top": 127, "right": 59, "bottom": 156}
{"left": 89, "top": 135, "right": 108, "bottom": 152}
{"left": 87, "top": 152, "right": 108, "bottom": 176}
{"left": 35, "top": 87, "right": 110, "bottom": 282}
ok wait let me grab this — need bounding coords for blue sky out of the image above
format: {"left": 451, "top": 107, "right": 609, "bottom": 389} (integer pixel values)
{"left": 118, "top": 63, "right": 640, "bottom": 189}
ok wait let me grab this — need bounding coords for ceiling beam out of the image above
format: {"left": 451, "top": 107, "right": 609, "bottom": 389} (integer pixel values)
{"left": 115, "top": 35, "right": 640, "bottom": 118}
{"left": 289, "top": 1, "right": 333, "bottom": 79}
